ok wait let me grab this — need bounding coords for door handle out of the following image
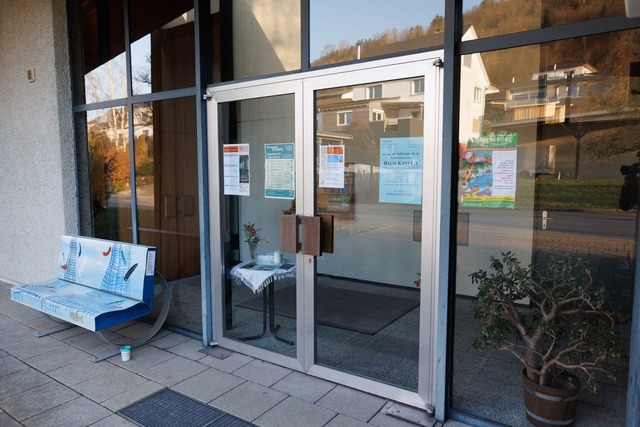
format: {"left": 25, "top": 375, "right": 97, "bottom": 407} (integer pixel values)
{"left": 280, "top": 214, "right": 333, "bottom": 256}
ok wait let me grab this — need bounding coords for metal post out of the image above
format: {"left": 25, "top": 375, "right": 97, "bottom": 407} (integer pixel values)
{"left": 627, "top": 163, "right": 640, "bottom": 427}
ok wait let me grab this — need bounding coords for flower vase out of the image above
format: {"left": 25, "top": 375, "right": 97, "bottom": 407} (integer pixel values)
{"left": 248, "top": 242, "right": 258, "bottom": 260}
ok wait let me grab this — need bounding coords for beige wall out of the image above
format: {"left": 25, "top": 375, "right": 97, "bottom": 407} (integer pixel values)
{"left": 0, "top": 0, "right": 77, "bottom": 284}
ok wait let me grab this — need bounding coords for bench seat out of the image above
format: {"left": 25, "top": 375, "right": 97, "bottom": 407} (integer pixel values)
{"left": 10, "top": 278, "right": 151, "bottom": 332}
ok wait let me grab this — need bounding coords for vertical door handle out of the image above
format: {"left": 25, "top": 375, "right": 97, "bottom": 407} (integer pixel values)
{"left": 280, "top": 214, "right": 299, "bottom": 253}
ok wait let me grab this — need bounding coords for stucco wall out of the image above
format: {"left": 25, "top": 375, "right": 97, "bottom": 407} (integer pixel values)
{"left": 0, "top": 0, "right": 77, "bottom": 284}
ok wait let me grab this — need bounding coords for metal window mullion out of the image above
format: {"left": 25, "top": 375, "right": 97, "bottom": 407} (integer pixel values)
{"left": 195, "top": 0, "right": 214, "bottom": 347}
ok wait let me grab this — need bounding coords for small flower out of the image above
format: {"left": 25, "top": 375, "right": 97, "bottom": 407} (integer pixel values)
{"left": 243, "top": 222, "right": 269, "bottom": 244}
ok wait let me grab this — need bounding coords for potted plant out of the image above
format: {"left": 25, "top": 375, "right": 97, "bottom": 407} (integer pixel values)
{"left": 470, "top": 251, "right": 627, "bottom": 427}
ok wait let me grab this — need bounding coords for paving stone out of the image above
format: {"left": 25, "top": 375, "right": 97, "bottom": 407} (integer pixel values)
{"left": 0, "top": 329, "right": 38, "bottom": 350}
{"left": 232, "top": 359, "right": 292, "bottom": 387}
{"left": 172, "top": 367, "right": 246, "bottom": 403}
{"left": 148, "top": 331, "right": 191, "bottom": 349}
{"left": 165, "top": 338, "right": 208, "bottom": 361}
{"left": 23, "top": 396, "right": 112, "bottom": 427}
{"left": 23, "top": 344, "right": 88, "bottom": 372}
{"left": 48, "top": 358, "right": 117, "bottom": 387}
{"left": 0, "top": 381, "right": 78, "bottom": 422}
{"left": 211, "top": 381, "right": 287, "bottom": 421}
{"left": 272, "top": 371, "right": 336, "bottom": 403}
{"left": 0, "top": 411, "right": 22, "bottom": 427}
{"left": 108, "top": 345, "right": 175, "bottom": 373}
{"left": 254, "top": 396, "right": 337, "bottom": 427}
{"left": 3, "top": 336, "right": 67, "bottom": 360}
{"left": 317, "top": 385, "right": 387, "bottom": 422}
{"left": 199, "top": 351, "right": 254, "bottom": 373}
{"left": 101, "top": 381, "right": 165, "bottom": 412}
{"left": 325, "top": 414, "right": 371, "bottom": 427}
{"left": 0, "top": 355, "right": 29, "bottom": 377}
{"left": 138, "top": 355, "right": 207, "bottom": 387}
{"left": 88, "top": 413, "right": 139, "bottom": 426}
{"left": 0, "top": 367, "right": 51, "bottom": 400}
{"left": 73, "top": 366, "right": 149, "bottom": 403}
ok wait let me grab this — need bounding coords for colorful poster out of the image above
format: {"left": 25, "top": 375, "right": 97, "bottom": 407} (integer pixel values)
{"left": 459, "top": 133, "right": 517, "bottom": 209}
{"left": 319, "top": 145, "right": 345, "bottom": 188}
{"left": 379, "top": 137, "right": 423, "bottom": 205}
{"left": 265, "top": 143, "right": 295, "bottom": 199}
{"left": 223, "top": 144, "right": 250, "bottom": 196}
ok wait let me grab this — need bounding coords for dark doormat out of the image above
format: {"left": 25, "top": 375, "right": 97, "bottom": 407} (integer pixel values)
{"left": 237, "top": 285, "right": 419, "bottom": 335}
{"left": 119, "top": 389, "right": 255, "bottom": 427}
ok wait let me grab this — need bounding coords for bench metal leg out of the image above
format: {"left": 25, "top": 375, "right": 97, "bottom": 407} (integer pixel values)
{"left": 34, "top": 323, "right": 75, "bottom": 337}
{"left": 92, "top": 272, "right": 172, "bottom": 363}
{"left": 34, "top": 314, "right": 76, "bottom": 337}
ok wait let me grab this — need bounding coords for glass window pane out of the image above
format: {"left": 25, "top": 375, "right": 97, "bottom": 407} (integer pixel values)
{"left": 81, "top": 0, "right": 126, "bottom": 103}
{"left": 463, "top": 0, "right": 626, "bottom": 39}
{"left": 219, "top": 95, "right": 297, "bottom": 357}
{"left": 86, "top": 106, "right": 132, "bottom": 242}
{"left": 129, "top": 0, "right": 195, "bottom": 94}
{"left": 453, "top": 30, "right": 638, "bottom": 425}
{"left": 310, "top": 0, "right": 444, "bottom": 67}
{"left": 226, "top": 1, "right": 301, "bottom": 80}
{"left": 134, "top": 98, "right": 201, "bottom": 334}
{"left": 315, "top": 77, "right": 424, "bottom": 390}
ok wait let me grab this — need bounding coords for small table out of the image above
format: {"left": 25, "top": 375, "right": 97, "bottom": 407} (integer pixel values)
{"left": 230, "top": 260, "right": 296, "bottom": 345}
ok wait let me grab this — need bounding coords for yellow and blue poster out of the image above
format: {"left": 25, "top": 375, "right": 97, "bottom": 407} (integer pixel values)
{"left": 460, "top": 133, "right": 517, "bottom": 209}
{"left": 379, "top": 137, "right": 423, "bottom": 205}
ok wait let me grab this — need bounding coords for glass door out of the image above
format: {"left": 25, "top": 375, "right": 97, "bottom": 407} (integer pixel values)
{"left": 208, "top": 53, "right": 444, "bottom": 406}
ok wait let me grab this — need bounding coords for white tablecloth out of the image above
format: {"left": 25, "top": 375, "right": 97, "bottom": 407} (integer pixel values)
{"left": 230, "top": 260, "right": 296, "bottom": 293}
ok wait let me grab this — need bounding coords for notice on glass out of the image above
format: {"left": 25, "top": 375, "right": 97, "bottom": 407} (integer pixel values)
{"left": 379, "top": 137, "right": 423, "bottom": 205}
{"left": 223, "top": 144, "right": 250, "bottom": 196}
{"left": 265, "top": 143, "right": 295, "bottom": 199}
{"left": 319, "top": 145, "right": 345, "bottom": 188}
{"left": 459, "top": 133, "right": 517, "bottom": 209}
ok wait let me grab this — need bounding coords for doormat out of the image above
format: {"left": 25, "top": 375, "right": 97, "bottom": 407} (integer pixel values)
{"left": 119, "top": 389, "right": 255, "bottom": 427}
{"left": 237, "top": 285, "right": 419, "bottom": 335}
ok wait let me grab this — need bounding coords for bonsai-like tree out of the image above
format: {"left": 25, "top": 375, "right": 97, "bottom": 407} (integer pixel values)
{"left": 471, "top": 251, "right": 627, "bottom": 391}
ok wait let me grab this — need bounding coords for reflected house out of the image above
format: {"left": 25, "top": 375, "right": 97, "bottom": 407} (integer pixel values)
{"left": 487, "top": 60, "right": 639, "bottom": 178}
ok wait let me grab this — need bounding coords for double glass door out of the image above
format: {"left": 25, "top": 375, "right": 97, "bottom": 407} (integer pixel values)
{"left": 208, "top": 54, "right": 443, "bottom": 407}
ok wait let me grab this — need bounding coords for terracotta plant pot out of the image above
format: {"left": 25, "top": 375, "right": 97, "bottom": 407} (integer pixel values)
{"left": 522, "top": 370, "right": 581, "bottom": 427}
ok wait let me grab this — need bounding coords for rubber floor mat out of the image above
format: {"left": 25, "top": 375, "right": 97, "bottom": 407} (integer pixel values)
{"left": 119, "top": 389, "right": 255, "bottom": 427}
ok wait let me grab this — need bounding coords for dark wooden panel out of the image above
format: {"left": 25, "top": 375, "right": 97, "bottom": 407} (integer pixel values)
{"left": 302, "top": 216, "right": 321, "bottom": 256}
{"left": 320, "top": 214, "right": 334, "bottom": 254}
{"left": 280, "top": 214, "right": 298, "bottom": 253}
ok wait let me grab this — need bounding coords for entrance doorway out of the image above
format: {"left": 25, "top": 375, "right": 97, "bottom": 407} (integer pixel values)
{"left": 208, "top": 53, "right": 444, "bottom": 408}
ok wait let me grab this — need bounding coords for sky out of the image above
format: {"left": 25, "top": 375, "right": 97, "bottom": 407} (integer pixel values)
{"left": 309, "top": 0, "right": 483, "bottom": 61}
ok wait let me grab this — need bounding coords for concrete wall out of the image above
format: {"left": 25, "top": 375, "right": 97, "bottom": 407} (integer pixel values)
{"left": 0, "top": 0, "right": 77, "bottom": 284}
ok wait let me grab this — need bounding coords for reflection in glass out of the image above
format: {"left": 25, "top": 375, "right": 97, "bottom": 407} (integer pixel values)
{"left": 129, "top": 0, "right": 195, "bottom": 93}
{"left": 453, "top": 31, "right": 639, "bottom": 426}
{"left": 86, "top": 106, "right": 132, "bottom": 242}
{"left": 315, "top": 78, "right": 423, "bottom": 390}
{"left": 310, "top": 0, "right": 444, "bottom": 67}
{"left": 134, "top": 98, "right": 202, "bottom": 334}
{"left": 462, "top": 0, "right": 625, "bottom": 39}
{"left": 220, "top": 95, "right": 296, "bottom": 357}
{"left": 229, "top": 0, "right": 301, "bottom": 80}
{"left": 80, "top": 0, "right": 126, "bottom": 103}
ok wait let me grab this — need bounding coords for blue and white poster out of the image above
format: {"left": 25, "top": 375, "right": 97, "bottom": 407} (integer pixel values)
{"left": 379, "top": 137, "right": 423, "bottom": 205}
{"left": 265, "top": 143, "right": 295, "bottom": 199}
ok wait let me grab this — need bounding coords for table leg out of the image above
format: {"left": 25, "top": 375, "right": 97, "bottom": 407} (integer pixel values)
{"left": 239, "top": 289, "right": 267, "bottom": 341}
{"left": 267, "top": 283, "right": 294, "bottom": 345}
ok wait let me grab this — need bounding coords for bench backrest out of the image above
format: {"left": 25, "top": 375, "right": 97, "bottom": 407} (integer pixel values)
{"left": 57, "top": 235, "right": 157, "bottom": 308}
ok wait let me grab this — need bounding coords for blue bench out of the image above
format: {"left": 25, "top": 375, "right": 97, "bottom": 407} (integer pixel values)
{"left": 10, "top": 235, "right": 170, "bottom": 362}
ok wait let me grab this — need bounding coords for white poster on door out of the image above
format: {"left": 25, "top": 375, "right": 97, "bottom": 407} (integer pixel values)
{"left": 319, "top": 145, "right": 345, "bottom": 188}
{"left": 223, "top": 144, "right": 250, "bottom": 196}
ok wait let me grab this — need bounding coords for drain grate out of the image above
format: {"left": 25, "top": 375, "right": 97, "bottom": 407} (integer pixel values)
{"left": 119, "top": 389, "right": 254, "bottom": 427}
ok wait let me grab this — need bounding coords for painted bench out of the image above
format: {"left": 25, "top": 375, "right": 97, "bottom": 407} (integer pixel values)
{"left": 10, "top": 235, "right": 170, "bottom": 362}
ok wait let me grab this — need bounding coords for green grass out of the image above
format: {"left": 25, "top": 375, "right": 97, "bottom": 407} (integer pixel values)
{"left": 516, "top": 178, "right": 624, "bottom": 211}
